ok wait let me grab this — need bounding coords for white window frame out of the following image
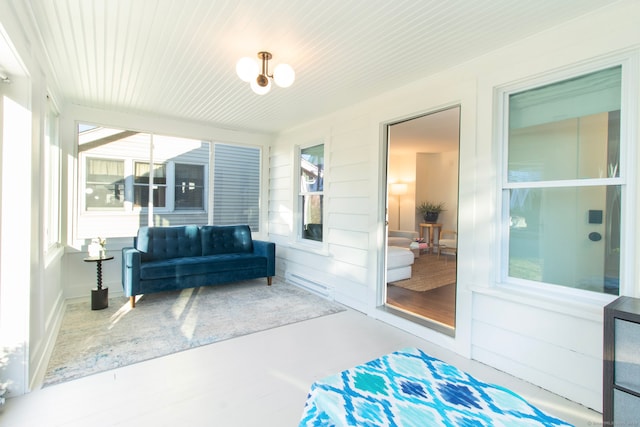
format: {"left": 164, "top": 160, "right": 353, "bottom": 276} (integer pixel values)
{"left": 132, "top": 160, "right": 169, "bottom": 212}
{"left": 295, "top": 141, "right": 327, "bottom": 249}
{"left": 44, "top": 94, "right": 61, "bottom": 253}
{"left": 496, "top": 53, "right": 638, "bottom": 300}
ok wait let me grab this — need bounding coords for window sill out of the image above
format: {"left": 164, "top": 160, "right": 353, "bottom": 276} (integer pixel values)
{"left": 470, "top": 281, "right": 615, "bottom": 322}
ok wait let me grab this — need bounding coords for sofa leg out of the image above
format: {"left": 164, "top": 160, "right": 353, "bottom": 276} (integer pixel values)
{"left": 267, "top": 277, "right": 272, "bottom": 286}
{"left": 130, "top": 296, "right": 136, "bottom": 308}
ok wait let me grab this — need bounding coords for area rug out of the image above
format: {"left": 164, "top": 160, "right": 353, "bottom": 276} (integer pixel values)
{"left": 390, "top": 252, "right": 456, "bottom": 292}
{"left": 43, "top": 279, "right": 345, "bottom": 387}
{"left": 299, "top": 347, "right": 572, "bottom": 426}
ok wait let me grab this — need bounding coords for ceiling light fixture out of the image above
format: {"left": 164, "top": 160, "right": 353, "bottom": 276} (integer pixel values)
{"left": 236, "top": 51, "right": 295, "bottom": 95}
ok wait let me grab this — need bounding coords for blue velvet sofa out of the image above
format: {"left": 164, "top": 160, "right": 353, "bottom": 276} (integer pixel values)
{"left": 122, "top": 224, "right": 275, "bottom": 307}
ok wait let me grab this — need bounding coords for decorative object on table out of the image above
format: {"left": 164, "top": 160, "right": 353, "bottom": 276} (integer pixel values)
{"left": 416, "top": 200, "right": 445, "bottom": 223}
{"left": 87, "top": 237, "right": 106, "bottom": 257}
{"left": 87, "top": 238, "right": 99, "bottom": 257}
{"left": 299, "top": 347, "right": 572, "bottom": 427}
{"left": 83, "top": 254, "right": 114, "bottom": 310}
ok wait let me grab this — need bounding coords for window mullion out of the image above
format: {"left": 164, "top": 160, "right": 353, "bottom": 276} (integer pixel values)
{"left": 504, "top": 177, "right": 625, "bottom": 190}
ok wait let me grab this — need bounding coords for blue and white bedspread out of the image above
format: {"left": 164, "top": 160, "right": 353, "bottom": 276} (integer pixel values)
{"left": 299, "top": 347, "right": 572, "bottom": 426}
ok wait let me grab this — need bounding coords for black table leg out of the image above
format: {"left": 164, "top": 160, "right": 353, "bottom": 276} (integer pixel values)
{"left": 92, "top": 260, "right": 108, "bottom": 310}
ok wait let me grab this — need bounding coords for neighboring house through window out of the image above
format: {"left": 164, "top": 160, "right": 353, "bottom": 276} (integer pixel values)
{"left": 77, "top": 124, "right": 261, "bottom": 239}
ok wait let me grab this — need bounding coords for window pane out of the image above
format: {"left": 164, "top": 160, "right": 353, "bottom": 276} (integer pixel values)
{"left": 302, "top": 194, "right": 323, "bottom": 242}
{"left": 508, "top": 66, "right": 621, "bottom": 182}
{"left": 301, "top": 145, "right": 324, "bottom": 192}
{"left": 134, "top": 163, "right": 166, "bottom": 184}
{"left": 134, "top": 162, "right": 166, "bottom": 208}
{"left": 213, "top": 144, "right": 260, "bottom": 230}
{"left": 151, "top": 136, "right": 210, "bottom": 226}
{"left": 85, "top": 158, "right": 124, "bottom": 209}
{"left": 508, "top": 185, "right": 620, "bottom": 294}
{"left": 175, "top": 164, "right": 204, "bottom": 210}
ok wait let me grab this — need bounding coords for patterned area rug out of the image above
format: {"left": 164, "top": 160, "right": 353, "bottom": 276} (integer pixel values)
{"left": 390, "top": 252, "right": 456, "bottom": 292}
{"left": 299, "top": 348, "right": 572, "bottom": 426}
{"left": 44, "top": 279, "right": 345, "bottom": 386}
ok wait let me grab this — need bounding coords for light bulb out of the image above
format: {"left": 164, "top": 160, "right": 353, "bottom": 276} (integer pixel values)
{"left": 273, "top": 63, "right": 295, "bottom": 88}
{"left": 236, "top": 57, "right": 258, "bottom": 82}
{"left": 250, "top": 76, "right": 271, "bottom": 95}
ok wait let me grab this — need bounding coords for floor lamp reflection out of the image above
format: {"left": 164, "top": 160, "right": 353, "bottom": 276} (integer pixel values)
{"left": 389, "top": 183, "right": 408, "bottom": 229}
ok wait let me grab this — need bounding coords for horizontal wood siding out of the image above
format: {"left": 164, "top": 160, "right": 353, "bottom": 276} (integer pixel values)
{"left": 470, "top": 293, "right": 603, "bottom": 409}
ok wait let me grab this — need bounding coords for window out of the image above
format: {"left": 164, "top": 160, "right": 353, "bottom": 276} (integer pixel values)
{"left": 175, "top": 163, "right": 205, "bottom": 210}
{"left": 85, "top": 158, "right": 125, "bottom": 209}
{"left": 44, "top": 95, "right": 61, "bottom": 249}
{"left": 212, "top": 143, "right": 260, "bottom": 230}
{"left": 134, "top": 162, "right": 166, "bottom": 208}
{"left": 299, "top": 144, "right": 324, "bottom": 242}
{"left": 77, "top": 124, "right": 261, "bottom": 238}
{"left": 502, "top": 65, "right": 624, "bottom": 295}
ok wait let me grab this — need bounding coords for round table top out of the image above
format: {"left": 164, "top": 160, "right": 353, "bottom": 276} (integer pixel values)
{"left": 83, "top": 255, "right": 114, "bottom": 262}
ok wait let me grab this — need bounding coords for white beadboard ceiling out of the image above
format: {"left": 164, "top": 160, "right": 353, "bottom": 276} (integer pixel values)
{"left": 23, "top": 0, "right": 620, "bottom": 134}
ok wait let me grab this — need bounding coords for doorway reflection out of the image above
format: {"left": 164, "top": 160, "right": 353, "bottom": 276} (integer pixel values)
{"left": 385, "top": 106, "right": 460, "bottom": 333}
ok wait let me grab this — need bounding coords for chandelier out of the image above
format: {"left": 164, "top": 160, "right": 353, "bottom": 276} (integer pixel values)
{"left": 236, "top": 51, "right": 295, "bottom": 95}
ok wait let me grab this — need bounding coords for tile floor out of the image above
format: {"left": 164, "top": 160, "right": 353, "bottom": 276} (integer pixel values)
{"left": 2, "top": 309, "right": 601, "bottom": 426}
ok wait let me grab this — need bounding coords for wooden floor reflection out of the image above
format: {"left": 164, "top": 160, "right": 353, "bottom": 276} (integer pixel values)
{"left": 386, "top": 281, "right": 456, "bottom": 327}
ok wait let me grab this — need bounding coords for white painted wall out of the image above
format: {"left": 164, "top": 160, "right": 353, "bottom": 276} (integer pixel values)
{"left": 271, "top": 1, "right": 640, "bottom": 411}
{"left": 0, "top": 3, "right": 66, "bottom": 396}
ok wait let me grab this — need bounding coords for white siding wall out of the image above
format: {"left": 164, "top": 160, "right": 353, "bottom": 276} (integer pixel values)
{"left": 270, "top": 1, "right": 640, "bottom": 411}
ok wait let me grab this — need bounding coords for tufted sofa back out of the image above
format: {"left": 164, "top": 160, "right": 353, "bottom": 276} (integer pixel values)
{"left": 135, "top": 225, "right": 202, "bottom": 261}
{"left": 200, "top": 225, "right": 253, "bottom": 255}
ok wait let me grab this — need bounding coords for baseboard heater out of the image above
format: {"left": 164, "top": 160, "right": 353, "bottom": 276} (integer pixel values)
{"left": 285, "top": 272, "right": 333, "bottom": 299}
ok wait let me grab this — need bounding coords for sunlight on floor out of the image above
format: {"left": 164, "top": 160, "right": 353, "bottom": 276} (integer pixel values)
{"left": 108, "top": 298, "right": 136, "bottom": 329}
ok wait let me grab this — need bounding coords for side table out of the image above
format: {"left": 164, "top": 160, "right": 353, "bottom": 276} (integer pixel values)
{"left": 419, "top": 223, "right": 443, "bottom": 250}
{"left": 84, "top": 255, "right": 114, "bottom": 310}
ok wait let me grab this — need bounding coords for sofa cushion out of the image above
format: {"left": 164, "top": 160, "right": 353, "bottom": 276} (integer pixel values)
{"left": 200, "top": 225, "right": 253, "bottom": 255}
{"left": 139, "top": 253, "right": 266, "bottom": 280}
{"left": 136, "top": 225, "right": 201, "bottom": 262}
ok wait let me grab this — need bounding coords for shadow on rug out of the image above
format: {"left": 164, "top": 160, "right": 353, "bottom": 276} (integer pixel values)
{"left": 44, "top": 279, "right": 345, "bottom": 386}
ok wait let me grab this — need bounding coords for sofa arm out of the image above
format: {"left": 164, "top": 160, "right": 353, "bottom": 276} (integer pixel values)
{"left": 253, "top": 240, "right": 276, "bottom": 277}
{"left": 388, "top": 229, "right": 419, "bottom": 240}
{"left": 122, "top": 247, "right": 142, "bottom": 297}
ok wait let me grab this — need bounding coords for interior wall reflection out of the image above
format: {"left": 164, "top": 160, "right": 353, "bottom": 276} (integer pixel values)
{"left": 505, "top": 65, "right": 622, "bottom": 295}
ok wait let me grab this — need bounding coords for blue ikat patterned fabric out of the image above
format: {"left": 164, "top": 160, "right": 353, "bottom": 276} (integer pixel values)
{"left": 299, "top": 348, "right": 573, "bottom": 427}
